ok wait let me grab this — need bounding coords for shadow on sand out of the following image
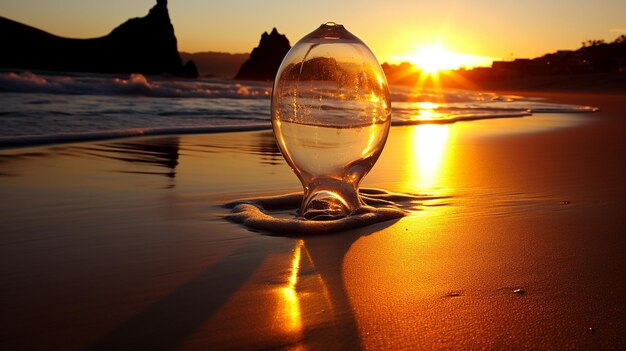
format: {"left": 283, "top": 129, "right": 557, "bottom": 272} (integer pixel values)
{"left": 85, "top": 218, "right": 397, "bottom": 350}
{"left": 297, "top": 219, "right": 398, "bottom": 350}
{"left": 84, "top": 238, "right": 277, "bottom": 351}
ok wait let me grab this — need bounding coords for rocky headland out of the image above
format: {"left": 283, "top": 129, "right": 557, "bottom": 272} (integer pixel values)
{"left": 0, "top": 0, "right": 197, "bottom": 77}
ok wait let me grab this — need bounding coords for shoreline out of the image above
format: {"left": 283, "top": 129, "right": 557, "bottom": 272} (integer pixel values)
{"left": 0, "top": 123, "right": 271, "bottom": 150}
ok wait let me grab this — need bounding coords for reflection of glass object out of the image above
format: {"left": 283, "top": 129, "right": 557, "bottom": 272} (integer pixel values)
{"left": 272, "top": 22, "right": 391, "bottom": 219}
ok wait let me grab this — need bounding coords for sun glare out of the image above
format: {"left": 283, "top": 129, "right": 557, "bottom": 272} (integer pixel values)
{"left": 401, "top": 44, "right": 495, "bottom": 75}
{"left": 410, "top": 45, "right": 455, "bottom": 74}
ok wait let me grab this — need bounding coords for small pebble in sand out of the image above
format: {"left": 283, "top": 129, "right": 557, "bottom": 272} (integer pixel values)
{"left": 513, "top": 288, "right": 526, "bottom": 295}
{"left": 446, "top": 291, "right": 463, "bottom": 297}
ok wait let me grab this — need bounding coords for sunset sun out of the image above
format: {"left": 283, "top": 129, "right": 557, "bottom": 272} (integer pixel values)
{"left": 408, "top": 44, "right": 458, "bottom": 74}
{"left": 403, "top": 43, "right": 496, "bottom": 74}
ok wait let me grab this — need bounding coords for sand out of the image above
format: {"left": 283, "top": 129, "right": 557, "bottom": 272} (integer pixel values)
{"left": 0, "top": 92, "right": 624, "bottom": 350}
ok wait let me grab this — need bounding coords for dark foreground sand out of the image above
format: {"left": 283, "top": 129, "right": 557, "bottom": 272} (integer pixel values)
{"left": 0, "top": 92, "right": 624, "bottom": 350}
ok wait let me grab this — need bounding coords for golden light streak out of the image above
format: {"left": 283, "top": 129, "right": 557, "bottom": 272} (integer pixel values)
{"left": 408, "top": 124, "right": 450, "bottom": 189}
{"left": 415, "top": 67, "right": 442, "bottom": 93}
{"left": 280, "top": 240, "right": 304, "bottom": 333}
{"left": 362, "top": 123, "right": 378, "bottom": 157}
{"left": 376, "top": 73, "right": 384, "bottom": 88}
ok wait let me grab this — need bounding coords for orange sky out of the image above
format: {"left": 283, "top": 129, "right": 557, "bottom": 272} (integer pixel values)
{"left": 2, "top": 0, "right": 625, "bottom": 65}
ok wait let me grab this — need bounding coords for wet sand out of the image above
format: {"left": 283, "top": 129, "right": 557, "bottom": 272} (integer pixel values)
{"left": 1, "top": 92, "right": 624, "bottom": 350}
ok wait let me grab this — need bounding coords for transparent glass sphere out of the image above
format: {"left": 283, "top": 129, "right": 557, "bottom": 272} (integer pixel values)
{"left": 271, "top": 22, "right": 391, "bottom": 220}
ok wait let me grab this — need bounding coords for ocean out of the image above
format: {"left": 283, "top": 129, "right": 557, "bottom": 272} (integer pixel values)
{"left": 0, "top": 70, "right": 598, "bottom": 147}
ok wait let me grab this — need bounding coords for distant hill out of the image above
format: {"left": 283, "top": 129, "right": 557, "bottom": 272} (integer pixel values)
{"left": 487, "top": 35, "right": 626, "bottom": 77}
{"left": 381, "top": 35, "right": 626, "bottom": 92}
{"left": 235, "top": 28, "right": 291, "bottom": 81}
{"left": 0, "top": 0, "right": 197, "bottom": 77}
{"left": 180, "top": 51, "right": 248, "bottom": 78}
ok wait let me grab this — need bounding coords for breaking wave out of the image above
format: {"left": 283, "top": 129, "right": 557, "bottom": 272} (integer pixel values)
{"left": 0, "top": 71, "right": 599, "bottom": 148}
{"left": 0, "top": 71, "right": 273, "bottom": 99}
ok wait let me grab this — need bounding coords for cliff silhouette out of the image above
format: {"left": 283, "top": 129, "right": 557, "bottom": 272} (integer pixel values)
{"left": 235, "top": 28, "right": 291, "bottom": 81}
{"left": 0, "top": 0, "right": 197, "bottom": 77}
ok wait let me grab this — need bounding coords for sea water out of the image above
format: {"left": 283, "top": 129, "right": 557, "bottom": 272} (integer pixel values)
{"left": 0, "top": 70, "right": 598, "bottom": 148}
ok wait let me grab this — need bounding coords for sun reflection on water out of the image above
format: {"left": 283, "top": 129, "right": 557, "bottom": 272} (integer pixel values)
{"left": 414, "top": 101, "right": 444, "bottom": 121}
{"left": 409, "top": 124, "right": 450, "bottom": 189}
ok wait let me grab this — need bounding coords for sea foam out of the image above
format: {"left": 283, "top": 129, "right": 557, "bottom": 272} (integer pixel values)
{"left": 224, "top": 189, "right": 448, "bottom": 235}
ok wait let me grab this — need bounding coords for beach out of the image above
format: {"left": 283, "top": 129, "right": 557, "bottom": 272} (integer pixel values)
{"left": 1, "top": 91, "right": 624, "bottom": 350}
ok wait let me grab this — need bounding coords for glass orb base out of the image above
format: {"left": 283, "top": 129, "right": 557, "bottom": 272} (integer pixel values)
{"left": 300, "top": 178, "right": 362, "bottom": 220}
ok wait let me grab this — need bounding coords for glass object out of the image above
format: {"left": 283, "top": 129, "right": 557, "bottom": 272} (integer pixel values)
{"left": 272, "top": 22, "right": 391, "bottom": 220}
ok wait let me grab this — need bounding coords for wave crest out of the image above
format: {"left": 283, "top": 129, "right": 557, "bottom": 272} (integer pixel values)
{"left": 0, "top": 71, "right": 273, "bottom": 99}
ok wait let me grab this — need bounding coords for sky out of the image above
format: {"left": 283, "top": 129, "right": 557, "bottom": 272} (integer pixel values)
{"left": 2, "top": 0, "right": 625, "bottom": 65}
